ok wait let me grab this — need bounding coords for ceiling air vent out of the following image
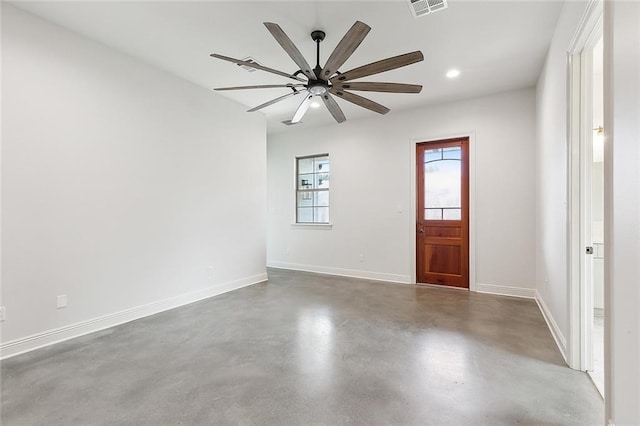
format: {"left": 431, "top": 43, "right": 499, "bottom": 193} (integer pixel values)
{"left": 238, "top": 57, "right": 260, "bottom": 72}
{"left": 408, "top": 0, "right": 448, "bottom": 18}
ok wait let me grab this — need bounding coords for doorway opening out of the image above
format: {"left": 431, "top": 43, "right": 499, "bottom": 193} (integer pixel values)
{"left": 567, "top": 2, "right": 604, "bottom": 397}
{"left": 585, "top": 35, "right": 605, "bottom": 395}
{"left": 415, "top": 138, "right": 469, "bottom": 288}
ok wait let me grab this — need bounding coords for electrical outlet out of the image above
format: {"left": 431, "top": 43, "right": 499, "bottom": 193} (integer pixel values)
{"left": 0, "top": 306, "right": 5, "bottom": 322}
{"left": 56, "top": 295, "right": 67, "bottom": 309}
{"left": 359, "top": 254, "right": 364, "bottom": 262}
{"left": 207, "top": 266, "right": 214, "bottom": 281}
{"left": 285, "top": 248, "right": 290, "bottom": 256}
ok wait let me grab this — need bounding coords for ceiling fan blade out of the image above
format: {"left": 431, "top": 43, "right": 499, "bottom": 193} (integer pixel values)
{"left": 319, "top": 21, "right": 371, "bottom": 81}
{"left": 330, "top": 51, "right": 424, "bottom": 83}
{"left": 330, "top": 88, "right": 390, "bottom": 115}
{"left": 291, "top": 94, "right": 314, "bottom": 123}
{"left": 264, "top": 22, "right": 316, "bottom": 81}
{"left": 332, "top": 82, "right": 422, "bottom": 94}
{"left": 210, "top": 53, "right": 306, "bottom": 82}
{"left": 321, "top": 94, "right": 346, "bottom": 123}
{"left": 247, "top": 91, "right": 301, "bottom": 112}
{"left": 214, "top": 84, "right": 305, "bottom": 91}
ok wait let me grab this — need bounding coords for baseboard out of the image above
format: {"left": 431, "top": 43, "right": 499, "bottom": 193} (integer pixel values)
{"left": 475, "top": 283, "right": 536, "bottom": 299}
{"left": 0, "top": 273, "right": 267, "bottom": 360}
{"left": 267, "top": 261, "right": 411, "bottom": 284}
{"left": 535, "top": 289, "right": 568, "bottom": 363}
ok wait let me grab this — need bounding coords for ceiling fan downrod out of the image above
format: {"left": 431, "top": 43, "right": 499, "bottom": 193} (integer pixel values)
{"left": 310, "top": 30, "right": 326, "bottom": 79}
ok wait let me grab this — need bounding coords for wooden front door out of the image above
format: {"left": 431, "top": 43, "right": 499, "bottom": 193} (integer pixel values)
{"left": 416, "top": 138, "right": 469, "bottom": 288}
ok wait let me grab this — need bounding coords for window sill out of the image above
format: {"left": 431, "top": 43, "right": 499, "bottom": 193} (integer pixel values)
{"left": 291, "top": 223, "right": 333, "bottom": 230}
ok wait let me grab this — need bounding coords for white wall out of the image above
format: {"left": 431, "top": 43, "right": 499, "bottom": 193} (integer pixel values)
{"left": 1, "top": 5, "right": 267, "bottom": 356}
{"left": 267, "top": 88, "right": 536, "bottom": 296}
{"left": 535, "top": 0, "right": 589, "bottom": 358}
{"left": 604, "top": 1, "right": 640, "bottom": 423}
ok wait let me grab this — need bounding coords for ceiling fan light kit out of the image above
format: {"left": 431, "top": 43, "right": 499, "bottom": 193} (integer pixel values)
{"left": 211, "top": 21, "right": 424, "bottom": 125}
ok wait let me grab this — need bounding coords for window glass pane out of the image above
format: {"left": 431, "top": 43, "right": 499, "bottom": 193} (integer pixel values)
{"left": 297, "top": 191, "right": 314, "bottom": 207}
{"left": 443, "top": 147, "right": 461, "bottom": 160}
{"left": 314, "top": 207, "right": 330, "bottom": 223}
{"left": 424, "top": 148, "right": 442, "bottom": 163}
{"left": 425, "top": 209, "right": 442, "bottom": 220}
{"left": 296, "top": 154, "right": 330, "bottom": 224}
{"left": 315, "top": 173, "right": 330, "bottom": 189}
{"left": 298, "top": 174, "right": 314, "bottom": 190}
{"left": 298, "top": 158, "right": 314, "bottom": 174}
{"left": 314, "top": 191, "right": 329, "bottom": 207}
{"left": 443, "top": 208, "right": 462, "bottom": 220}
{"left": 424, "top": 159, "right": 461, "bottom": 209}
{"left": 297, "top": 208, "right": 313, "bottom": 223}
{"left": 315, "top": 156, "right": 330, "bottom": 172}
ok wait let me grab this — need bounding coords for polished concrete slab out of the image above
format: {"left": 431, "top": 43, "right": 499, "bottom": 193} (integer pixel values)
{"left": 2, "top": 268, "right": 603, "bottom": 425}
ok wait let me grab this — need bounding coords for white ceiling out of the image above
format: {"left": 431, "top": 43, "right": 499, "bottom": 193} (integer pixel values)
{"left": 11, "top": 0, "right": 564, "bottom": 134}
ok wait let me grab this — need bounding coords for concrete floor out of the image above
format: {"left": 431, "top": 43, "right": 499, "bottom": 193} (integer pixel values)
{"left": 2, "top": 268, "right": 603, "bottom": 425}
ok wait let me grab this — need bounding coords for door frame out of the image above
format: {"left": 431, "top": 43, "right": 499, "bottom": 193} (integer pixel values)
{"left": 567, "top": 0, "right": 603, "bottom": 372}
{"left": 410, "top": 132, "right": 476, "bottom": 289}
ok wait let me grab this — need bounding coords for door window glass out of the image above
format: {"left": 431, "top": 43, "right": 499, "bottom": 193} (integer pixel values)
{"left": 424, "top": 147, "right": 462, "bottom": 220}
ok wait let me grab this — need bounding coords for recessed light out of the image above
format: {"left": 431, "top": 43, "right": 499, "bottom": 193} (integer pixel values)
{"left": 446, "top": 69, "right": 460, "bottom": 79}
{"left": 310, "top": 101, "right": 321, "bottom": 109}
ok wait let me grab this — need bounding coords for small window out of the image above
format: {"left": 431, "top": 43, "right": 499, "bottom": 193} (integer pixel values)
{"left": 296, "top": 154, "right": 330, "bottom": 223}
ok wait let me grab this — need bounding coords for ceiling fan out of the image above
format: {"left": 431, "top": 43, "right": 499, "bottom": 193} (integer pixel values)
{"left": 210, "top": 21, "right": 424, "bottom": 124}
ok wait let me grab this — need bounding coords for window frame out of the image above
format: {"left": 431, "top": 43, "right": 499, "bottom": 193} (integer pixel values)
{"left": 295, "top": 153, "right": 330, "bottom": 225}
